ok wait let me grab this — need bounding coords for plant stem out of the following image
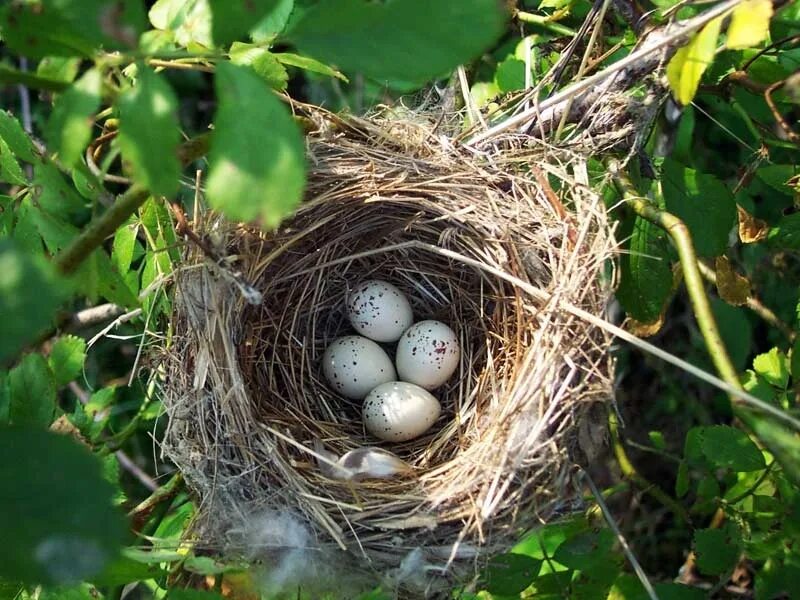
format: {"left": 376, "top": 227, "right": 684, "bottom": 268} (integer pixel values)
{"left": 516, "top": 10, "right": 577, "bottom": 37}
{"left": 611, "top": 168, "right": 741, "bottom": 391}
{"left": 609, "top": 411, "right": 693, "bottom": 524}
{"left": 128, "top": 472, "right": 184, "bottom": 531}
{"left": 53, "top": 133, "right": 210, "bottom": 276}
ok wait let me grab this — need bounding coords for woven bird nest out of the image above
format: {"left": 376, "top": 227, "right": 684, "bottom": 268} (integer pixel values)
{"left": 160, "top": 105, "right": 616, "bottom": 596}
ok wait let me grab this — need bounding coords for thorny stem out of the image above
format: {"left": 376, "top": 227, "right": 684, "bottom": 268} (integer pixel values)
{"left": 611, "top": 168, "right": 742, "bottom": 392}
{"left": 53, "top": 134, "right": 211, "bottom": 276}
{"left": 696, "top": 261, "right": 796, "bottom": 341}
{"left": 609, "top": 411, "right": 692, "bottom": 524}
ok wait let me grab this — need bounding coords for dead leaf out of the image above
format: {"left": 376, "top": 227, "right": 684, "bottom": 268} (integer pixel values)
{"left": 49, "top": 415, "right": 90, "bottom": 447}
{"left": 715, "top": 256, "right": 751, "bottom": 306}
{"left": 737, "top": 204, "right": 769, "bottom": 243}
{"left": 627, "top": 314, "right": 665, "bottom": 337}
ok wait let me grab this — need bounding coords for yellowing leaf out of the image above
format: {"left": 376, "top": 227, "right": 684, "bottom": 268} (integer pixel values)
{"left": 715, "top": 256, "right": 751, "bottom": 306}
{"left": 666, "top": 16, "right": 724, "bottom": 105}
{"left": 737, "top": 204, "right": 769, "bottom": 243}
{"left": 726, "top": 0, "right": 773, "bottom": 50}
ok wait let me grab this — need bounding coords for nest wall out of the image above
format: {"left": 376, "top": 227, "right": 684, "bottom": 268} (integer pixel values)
{"left": 160, "top": 108, "right": 616, "bottom": 595}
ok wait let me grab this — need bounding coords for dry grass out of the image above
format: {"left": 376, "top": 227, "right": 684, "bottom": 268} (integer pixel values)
{"left": 159, "top": 104, "right": 616, "bottom": 596}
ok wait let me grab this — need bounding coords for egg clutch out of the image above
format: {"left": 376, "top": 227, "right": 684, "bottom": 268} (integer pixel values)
{"left": 322, "top": 280, "right": 460, "bottom": 442}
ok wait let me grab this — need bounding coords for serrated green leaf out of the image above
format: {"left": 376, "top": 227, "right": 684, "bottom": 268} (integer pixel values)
{"left": 0, "top": 240, "right": 69, "bottom": 363}
{"left": 666, "top": 16, "right": 723, "bottom": 105}
{"left": 0, "top": 110, "right": 37, "bottom": 163}
{"left": 9, "top": 353, "right": 56, "bottom": 427}
{"left": 208, "top": 0, "right": 282, "bottom": 46}
{"left": 726, "top": 0, "right": 773, "bottom": 50}
{"left": 616, "top": 213, "right": 673, "bottom": 323}
{"left": 753, "top": 347, "right": 790, "bottom": 388}
{"left": 48, "top": 335, "right": 86, "bottom": 387}
{"left": 662, "top": 160, "right": 736, "bottom": 257}
{"left": 736, "top": 407, "right": 800, "bottom": 488}
{"left": 286, "top": 0, "right": 507, "bottom": 84}
{"left": 32, "top": 162, "right": 87, "bottom": 219}
{"left": 149, "top": 0, "right": 214, "bottom": 48}
{"left": 274, "top": 52, "right": 347, "bottom": 81}
{"left": 495, "top": 57, "right": 527, "bottom": 92}
{"left": 117, "top": 66, "right": 181, "bottom": 197}
{"left": 700, "top": 425, "right": 765, "bottom": 472}
{"left": 0, "top": 427, "right": 128, "bottom": 584}
{"left": 229, "top": 43, "right": 289, "bottom": 90}
{"left": 0, "top": 136, "right": 27, "bottom": 185}
{"left": 0, "top": 0, "right": 146, "bottom": 58}
{"left": 693, "top": 527, "right": 741, "bottom": 575}
{"left": 45, "top": 69, "right": 102, "bottom": 168}
{"left": 207, "top": 62, "right": 305, "bottom": 228}
{"left": 483, "top": 553, "right": 541, "bottom": 596}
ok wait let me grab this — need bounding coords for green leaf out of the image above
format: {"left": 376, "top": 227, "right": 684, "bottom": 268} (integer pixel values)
{"left": 183, "top": 556, "right": 245, "bottom": 575}
{"left": 39, "top": 584, "right": 102, "bottom": 600}
{"left": 45, "top": 68, "right": 102, "bottom": 168}
{"left": 792, "top": 337, "right": 800, "bottom": 381}
{"left": 207, "top": 62, "right": 306, "bottom": 228}
{"left": 0, "top": 135, "right": 27, "bottom": 185}
{"left": 768, "top": 213, "right": 800, "bottom": 250}
{"left": 616, "top": 213, "right": 672, "bottom": 323}
{"left": 48, "top": 335, "right": 87, "bottom": 387}
{"left": 676, "top": 461, "right": 690, "bottom": 498}
{"left": 37, "top": 56, "right": 82, "bottom": 84}
{"left": 90, "top": 555, "right": 166, "bottom": 586}
{"left": 117, "top": 66, "right": 181, "bottom": 197}
{"left": 32, "top": 162, "right": 87, "bottom": 219}
{"left": 0, "top": 240, "right": 69, "bottom": 363}
{"left": 121, "top": 547, "right": 184, "bottom": 564}
{"left": 700, "top": 425, "right": 765, "bottom": 472}
{"left": 608, "top": 575, "right": 706, "bottom": 600}
{"left": 9, "top": 353, "right": 56, "bottom": 427}
{"left": 148, "top": 0, "right": 214, "bottom": 49}
{"left": 0, "top": 110, "right": 37, "bottom": 163}
{"left": 662, "top": 160, "right": 736, "bottom": 257}
{"left": 553, "top": 529, "right": 619, "bottom": 575}
{"left": 274, "top": 52, "right": 347, "bottom": 81}
{"left": 208, "top": 0, "right": 281, "bottom": 46}
{"left": 726, "top": 0, "right": 773, "bottom": 49}
{"left": 250, "top": 0, "right": 293, "bottom": 42}
{"left": 483, "top": 553, "right": 541, "bottom": 596}
{"left": 0, "top": 0, "right": 146, "bottom": 58}
{"left": 0, "top": 427, "right": 128, "bottom": 585}
{"left": 693, "top": 527, "right": 741, "bottom": 575}
{"left": 286, "top": 0, "right": 507, "bottom": 83}
{"left": 736, "top": 408, "right": 800, "bottom": 488}
{"left": 666, "top": 16, "right": 723, "bottom": 105}
{"left": 495, "top": 57, "right": 527, "bottom": 93}
{"left": 111, "top": 218, "right": 139, "bottom": 275}
{"left": 229, "top": 43, "right": 289, "bottom": 90}
{"left": 753, "top": 347, "right": 789, "bottom": 388}
{"left": 711, "top": 298, "right": 752, "bottom": 371}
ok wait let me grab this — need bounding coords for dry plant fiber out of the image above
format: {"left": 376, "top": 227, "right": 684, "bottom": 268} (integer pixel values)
{"left": 159, "top": 105, "right": 616, "bottom": 598}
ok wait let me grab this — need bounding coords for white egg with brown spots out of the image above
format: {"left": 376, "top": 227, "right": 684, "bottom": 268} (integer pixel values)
{"left": 362, "top": 382, "right": 441, "bottom": 442}
{"left": 346, "top": 280, "right": 414, "bottom": 343}
{"left": 322, "top": 336, "right": 396, "bottom": 399}
{"left": 396, "top": 320, "right": 460, "bottom": 390}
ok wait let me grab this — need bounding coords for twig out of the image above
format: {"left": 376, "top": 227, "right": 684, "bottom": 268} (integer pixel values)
{"left": 765, "top": 78, "right": 800, "bottom": 143}
{"left": 68, "top": 303, "right": 126, "bottom": 330}
{"left": 128, "top": 472, "right": 184, "bottom": 532}
{"left": 466, "top": 0, "right": 743, "bottom": 146}
{"left": 609, "top": 411, "right": 692, "bottom": 524}
{"left": 516, "top": 9, "right": 577, "bottom": 37}
{"left": 611, "top": 167, "right": 740, "bottom": 389}
{"left": 697, "top": 261, "right": 796, "bottom": 341}
{"left": 583, "top": 469, "right": 660, "bottom": 600}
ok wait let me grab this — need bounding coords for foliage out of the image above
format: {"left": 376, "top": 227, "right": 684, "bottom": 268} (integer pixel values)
{"left": 0, "top": 0, "right": 799, "bottom": 598}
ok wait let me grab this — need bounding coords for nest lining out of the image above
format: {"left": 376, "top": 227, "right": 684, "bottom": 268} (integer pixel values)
{"left": 160, "top": 107, "right": 616, "bottom": 594}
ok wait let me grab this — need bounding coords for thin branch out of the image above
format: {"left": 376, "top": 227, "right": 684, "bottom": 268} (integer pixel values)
{"left": 516, "top": 9, "right": 577, "bottom": 37}
{"left": 611, "top": 167, "right": 741, "bottom": 389}
{"left": 583, "top": 469, "right": 660, "bottom": 600}
{"left": 68, "top": 303, "right": 126, "bottom": 331}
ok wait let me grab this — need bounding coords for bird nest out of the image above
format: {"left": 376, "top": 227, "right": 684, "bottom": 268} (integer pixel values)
{"left": 159, "top": 105, "right": 616, "bottom": 597}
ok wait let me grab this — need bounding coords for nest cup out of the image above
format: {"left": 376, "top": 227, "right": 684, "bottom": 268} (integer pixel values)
{"left": 160, "top": 107, "right": 616, "bottom": 596}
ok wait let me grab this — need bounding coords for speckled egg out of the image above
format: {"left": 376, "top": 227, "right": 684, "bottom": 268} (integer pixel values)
{"left": 346, "top": 280, "right": 414, "bottom": 343}
{"left": 362, "top": 382, "right": 442, "bottom": 442}
{"left": 396, "top": 320, "right": 460, "bottom": 390}
{"left": 322, "top": 336, "right": 396, "bottom": 399}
